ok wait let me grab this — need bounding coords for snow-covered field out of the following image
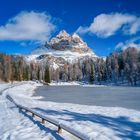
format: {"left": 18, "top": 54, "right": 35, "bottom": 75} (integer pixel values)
{"left": 0, "top": 82, "right": 140, "bottom": 140}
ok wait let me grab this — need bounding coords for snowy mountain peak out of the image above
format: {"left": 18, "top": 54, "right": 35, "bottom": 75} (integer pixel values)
{"left": 28, "top": 30, "right": 97, "bottom": 62}
{"left": 56, "top": 30, "right": 70, "bottom": 39}
{"left": 72, "top": 33, "right": 81, "bottom": 40}
{"left": 72, "top": 33, "right": 86, "bottom": 46}
{"left": 49, "top": 30, "right": 91, "bottom": 51}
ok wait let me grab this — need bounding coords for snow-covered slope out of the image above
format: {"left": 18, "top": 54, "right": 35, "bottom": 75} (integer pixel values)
{"left": 1, "top": 82, "right": 140, "bottom": 140}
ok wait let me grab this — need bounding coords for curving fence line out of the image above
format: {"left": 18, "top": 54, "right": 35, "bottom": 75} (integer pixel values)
{"left": 6, "top": 95, "right": 92, "bottom": 140}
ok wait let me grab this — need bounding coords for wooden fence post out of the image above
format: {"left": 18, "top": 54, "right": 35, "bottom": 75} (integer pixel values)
{"left": 42, "top": 118, "right": 45, "bottom": 124}
{"left": 32, "top": 113, "right": 35, "bottom": 117}
{"left": 58, "top": 125, "right": 62, "bottom": 133}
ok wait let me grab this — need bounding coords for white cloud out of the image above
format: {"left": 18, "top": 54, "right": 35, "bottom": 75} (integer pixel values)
{"left": 115, "top": 37, "right": 140, "bottom": 50}
{"left": 77, "top": 13, "right": 140, "bottom": 38}
{"left": 0, "top": 11, "right": 56, "bottom": 42}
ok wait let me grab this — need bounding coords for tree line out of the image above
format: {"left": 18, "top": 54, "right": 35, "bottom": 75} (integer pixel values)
{"left": 0, "top": 54, "right": 50, "bottom": 83}
{"left": 0, "top": 47, "right": 140, "bottom": 86}
{"left": 93, "top": 47, "right": 140, "bottom": 85}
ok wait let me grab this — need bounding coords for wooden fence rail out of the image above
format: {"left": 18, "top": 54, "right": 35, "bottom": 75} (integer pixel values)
{"left": 6, "top": 95, "right": 91, "bottom": 140}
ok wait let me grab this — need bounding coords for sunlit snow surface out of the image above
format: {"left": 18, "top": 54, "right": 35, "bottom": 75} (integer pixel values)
{"left": 25, "top": 49, "right": 97, "bottom": 62}
{"left": 0, "top": 82, "right": 140, "bottom": 140}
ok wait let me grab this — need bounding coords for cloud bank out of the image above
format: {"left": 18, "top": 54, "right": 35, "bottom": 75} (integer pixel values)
{"left": 0, "top": 11, "right": 56, "bottom": 42}
{"left": 77, "top": 13, "right": 140, "bottom": 38}
{"left": 116, "top": 37, "right": 140, "bottom": 50}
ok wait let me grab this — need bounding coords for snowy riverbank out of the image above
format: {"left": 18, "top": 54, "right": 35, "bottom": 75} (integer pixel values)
{"left": 48, "top": 80, "right": 140, "bottom": 87}
{"left": 0, "top": 81, "right": 140, "bottom": 140}
{"left": 49, "top": 81, "right": 107, "bottom": 87}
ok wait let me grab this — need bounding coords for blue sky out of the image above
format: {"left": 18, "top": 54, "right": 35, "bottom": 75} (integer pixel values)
{"left": 0, "top": 0, "right": 140, "bottom": 56}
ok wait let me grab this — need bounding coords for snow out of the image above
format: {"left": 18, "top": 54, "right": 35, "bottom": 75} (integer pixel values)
{"left": 0, "top": 83, "right": 11, "bottom": 92}
{"left": 25, "top": 54, "right": 40, "bottom": 62}
{"left": 82, "top": 84, "right": 106, "bottom": 87}
{"left": 0, "top": 83, "right": 52, "bottom": 140}
{"left": 56, "top": 30, "right": 70, "bottom": 38}
{"left": 49, "top": 81, "right": 81, "bottom": 86}
{"left": 49, "top": 81, "right": 107, "bottom": 87}
{"left": 52, "top": 62, "right": 59, "bottom": 70}
{"left": 26, "top": 49, "right": 97, "bottom": 62}
{"left": 72, "top": 33, "right": 81, "bottom": 39}
{"left": 0, "top": 81, "right": 140, "bottom": 140}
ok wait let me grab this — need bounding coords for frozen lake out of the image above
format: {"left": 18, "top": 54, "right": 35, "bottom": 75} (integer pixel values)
{"left": 35, "top": 86, "right": 140, "bottom": 111}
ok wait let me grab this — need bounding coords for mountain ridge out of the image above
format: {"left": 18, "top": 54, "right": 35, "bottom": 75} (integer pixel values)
{"left": 27, "top": 30, "right": 97, "bottom": 62}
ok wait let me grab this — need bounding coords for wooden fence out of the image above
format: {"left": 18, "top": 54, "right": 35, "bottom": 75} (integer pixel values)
{"left": 6, "top": 95, "right": 91, "bottom": 140}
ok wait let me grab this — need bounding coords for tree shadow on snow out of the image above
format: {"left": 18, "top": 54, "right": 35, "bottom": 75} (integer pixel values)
{"left": 20, "top": 110, "right": 65, "bottom": 140}
{"left": 33, "top": 107, "right": 140, "bottom": 140}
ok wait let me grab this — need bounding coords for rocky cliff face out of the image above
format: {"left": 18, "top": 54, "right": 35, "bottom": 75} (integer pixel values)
{"left": 49, "top": 30, "right": 92, "bottom": 53}
{"left": 30, "top": 30, "right": 96, "bottom": 61}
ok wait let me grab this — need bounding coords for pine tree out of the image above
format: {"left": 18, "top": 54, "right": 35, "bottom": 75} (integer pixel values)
{"left": 89, "top": 64, "right": 94, "bottom": 84}
{"left": 37, "top": 66, "right": 40, "bottom": 81}
{"left": 23, "top": 66, "right": 29, "bottom": 81}
{"left": 44, "top": 66, "right": 51, "bottom": 83}
{"left": 12, "top": 61, "right": 19, "bottom": 81}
